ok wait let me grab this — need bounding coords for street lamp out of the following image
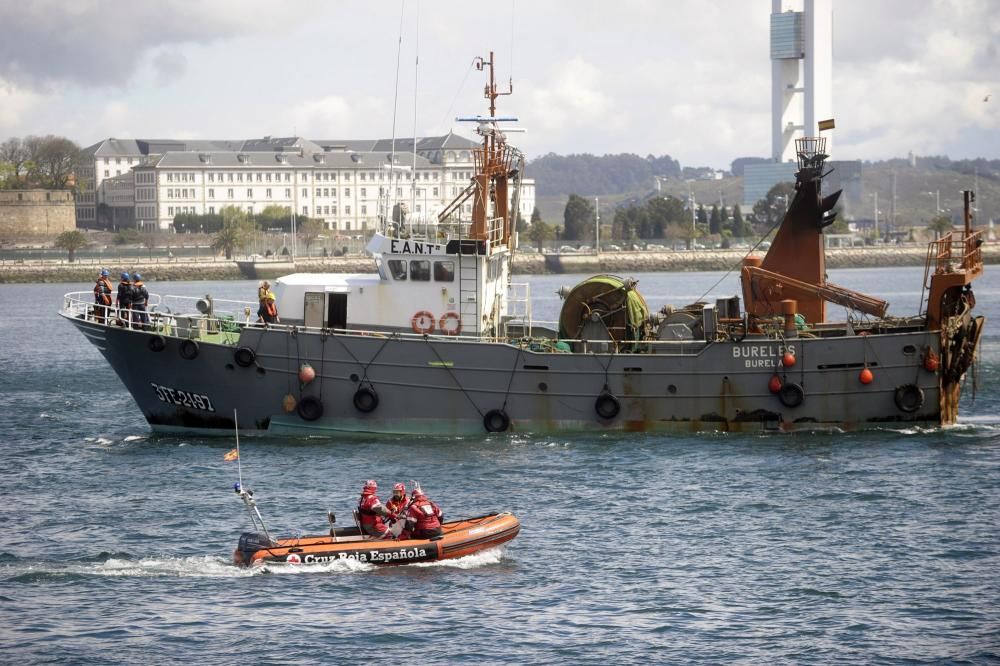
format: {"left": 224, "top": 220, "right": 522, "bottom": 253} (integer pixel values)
{"left": 924, "top": 190, "right": 940, "bottom": 214}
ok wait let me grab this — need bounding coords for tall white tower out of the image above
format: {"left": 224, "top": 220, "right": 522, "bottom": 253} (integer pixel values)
{"left": 771, "top": 0, "right": 833, "bottom": 162}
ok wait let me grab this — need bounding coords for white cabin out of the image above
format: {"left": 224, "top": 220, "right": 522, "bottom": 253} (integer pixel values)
{"left": 273, "top": 232, "right": 512, "bottom": 337}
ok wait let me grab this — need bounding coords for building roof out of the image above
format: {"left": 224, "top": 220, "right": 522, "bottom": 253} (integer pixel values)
{"left": 146, "top": 150, "right": 435, "bottom": 170}
{"left": 84, "top": 133, "right": 479, "bottom": 159}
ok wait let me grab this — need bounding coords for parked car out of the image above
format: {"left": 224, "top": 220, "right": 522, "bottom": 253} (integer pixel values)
{"left": 646, "top": 243, "right": 666, "bottom": 251}
{"left": 558, "top": 245, "right": 577, "bottom": 253}
{"left": 604, "top": 244, "right": 622, "bottom": 252}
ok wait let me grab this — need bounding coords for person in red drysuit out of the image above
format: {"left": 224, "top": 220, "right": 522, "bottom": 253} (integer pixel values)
{"left": 403, "top": 485, "right": 444, "bottom": 540}
{"left": 357, "top": 479, "right": 393, "bottom": 539}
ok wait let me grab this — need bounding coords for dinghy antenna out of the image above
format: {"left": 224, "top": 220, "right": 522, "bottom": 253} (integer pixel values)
{"left": 232, "top": 409, "right": 272, "bottom": 542}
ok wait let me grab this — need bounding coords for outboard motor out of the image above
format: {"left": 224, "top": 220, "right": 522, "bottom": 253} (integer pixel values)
{"left": 234, "top": 531, "right": 274, "bottom": 566}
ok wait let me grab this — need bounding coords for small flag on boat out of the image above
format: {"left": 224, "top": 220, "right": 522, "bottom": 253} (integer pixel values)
{"left": 224, "top": 448, "right": 239, "bottom": 461}
{"left": 818, "top": 118, "right": 835, "bottom": 131}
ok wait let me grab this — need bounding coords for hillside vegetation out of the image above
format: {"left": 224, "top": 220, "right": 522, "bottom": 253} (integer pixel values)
{"left": 528, "top": 154, "right": 1000, "bottom": 229}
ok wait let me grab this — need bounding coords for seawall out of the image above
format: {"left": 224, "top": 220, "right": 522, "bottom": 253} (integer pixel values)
{"left": 3, "top": 245, "right": 997, "bottom": 284}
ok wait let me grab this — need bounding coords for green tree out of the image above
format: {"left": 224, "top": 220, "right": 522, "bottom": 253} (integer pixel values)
{"left": 528, "top": 216, "right": 554, "bottom": 251}
{"left": 709, "top": 205, "right": 721, "bottom": 234}
{"left": 530, "top": 206, "right": 543, "bottom": 225}
{"left": 114, "top": 228, "right": 142, "bottom": 245}
{"left": 751, "top": 182, "right": 796, "bottom": 233}
{"left": 300, "top": 217, "right": 324, "bottom": 255}
{"left": 730, "top": 204, "right": 751, "bottom": 238}
{"left": 23, "top": 135, "right": 81, "bottom": 188}
{"left": 212, "top": 206, "right": 255, "bottom": 259}
{"left": 696, "top": 204, "right": 708, "bottom": 229}
{"left": 562, "top": 194, "right": 595, "bottom": 241}
{"left": 927, "top": 214, "right": 954, "bottom": 240}
{"left": 54, "top": 230, "right": 89, "bottom": 263}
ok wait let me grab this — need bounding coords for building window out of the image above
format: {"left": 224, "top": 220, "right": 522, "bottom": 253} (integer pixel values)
{"left": 104, "top": 170, "right": 109, "bottom": 177}
{"left": 228, "top": 189, "right": 234, "bottom": 199}
{"left": 266, "top": 188, "right": 272, "bottom": 198}
{"left": 345, "top": 205, "right": 351, "bottom": 215}
{"left": 209, "top": 206, "right": 215, "bottom": 214}
{"left": 360, "top": 187, "right": 366, "bottom": 198}
{"left": 167, "top": 173, "right": 174, "bottom": 182}
{"left": 247, "top": 188, "right": 253, "bottom": 197}
{"left": 237, "top": 173, "right": 244, "bottom": 182}
{"left": 256, "top": 173, "right": 263, "bottom": 182}
{"left": 208, "top": 173, "right": 215, "bottom": 182}
{"left": 361, "top": 205, "right": 367, "bottom": 215}
{"left": 345, "top": 188, "right": 351, "bottom": 197}
{"left": 302, "top": 188, "right": 307, "bottom": 197}
{"left": 360, "top": 172, "right": 366, "bottom": 181}
{"left": 433, "top": 187, "right": 438, "bottom": 197}
{"left": 302, "top": 206, "right": 308, "bottom": 215}
{"left": 285, "top": 188, "right": 291, "bottom": 198}
{"left": 227, "top": 173, "right": 234, "bottom": 182}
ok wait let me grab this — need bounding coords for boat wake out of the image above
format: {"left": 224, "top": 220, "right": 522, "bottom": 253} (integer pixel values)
{"left": 2, "top": 554, "right": 251, "bottom": 582}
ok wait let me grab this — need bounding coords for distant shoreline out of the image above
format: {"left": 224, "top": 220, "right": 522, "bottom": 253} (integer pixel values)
{"left": 3, "top": 245, "right": 997, "bottom": 284}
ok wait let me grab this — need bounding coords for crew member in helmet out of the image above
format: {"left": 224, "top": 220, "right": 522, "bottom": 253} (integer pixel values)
{"left": 357, "top": 479, "right": 393, "bottom": 539}
{"left": 116, "top": 272, "right": 133, "bottom": 328}
{"left": 93, "top": 269, "right": 113, "bottom": 324}
{"left": 131, "top": 272, "right": 149, "bottom": 330}
{"left": 386, "top": 482, "right": 408, "bottom": 516}
{"left": 403, "top": 485, "right": 444, "bottom": 540}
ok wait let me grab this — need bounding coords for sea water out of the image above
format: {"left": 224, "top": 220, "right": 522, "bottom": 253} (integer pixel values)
{"left": 0, "top": 266, "right": 997, "bottom": 664}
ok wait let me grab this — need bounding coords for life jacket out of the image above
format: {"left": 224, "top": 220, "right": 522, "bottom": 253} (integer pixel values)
{"left": 386, "top": 496, "right": 407, "bottom": 515}
{"left": 117, "top": 281, "right": 133, "bottom": 306}
{"left": 407, "top": 497, "right": 442, "bottom": 532}
{"left": 94, "top": 278, "right": 113, "bottom": 305}
{"left": 263, "top": 299, "right": 278, "bottom": 318}
{"left": 132, "top": 281, "right": 149, "bottom": 307}
{"left": 357, "top": 493, "right": 387, "bottom": 531}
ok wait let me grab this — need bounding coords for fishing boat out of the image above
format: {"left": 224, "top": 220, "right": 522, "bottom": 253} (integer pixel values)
{"left": 232, "top": 485, "right": 520, "bottom": 568}
{"left": 60, "top": 53, "right": 985, "bottom": 435}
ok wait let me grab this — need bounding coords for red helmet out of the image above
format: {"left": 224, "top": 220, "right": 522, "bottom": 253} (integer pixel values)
{"left": 411, "top": 485, "right": 426, "bottom": 499}
{"left": 362, "top": 479, "right": 377, "bottom": 495}
{"left": 393, "top": 482, "right": 406, "bottom": 494}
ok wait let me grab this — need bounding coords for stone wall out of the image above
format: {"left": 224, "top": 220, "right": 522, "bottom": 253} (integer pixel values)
{"left": 0, "top": 190, "right": 76, "bottom": 237}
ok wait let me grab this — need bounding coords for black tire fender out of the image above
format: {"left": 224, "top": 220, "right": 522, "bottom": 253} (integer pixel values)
{"left": 595, "top": 392, "right": 621, "bottom": 420}
{"left": 894, "top": 384, "right": 924, "bottom": 413}
{"left": 179, "top": 339, "right": 199, "bottom": 360}
{"left": 353, "top": 386, "right": 379, "bottom": 413}
{"left": 148, "top": 335, "right": 166, "bottom": 352}
{"left": 297, "top": 395, "right": 324, "bottom": 421}
{"left": 778, "top": 382, "right": 804, "bottom": 408}
{"left": 483, "top": 408, "right": 510, "bottom": 433}
{"left": 234, "top": 346, "right": 256, "bottom": 367}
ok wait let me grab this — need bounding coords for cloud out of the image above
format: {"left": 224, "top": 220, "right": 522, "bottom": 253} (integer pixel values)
{"left": 281, "top": 95, "right": 389, "bottom": 138}
{"left": 151, "top": 50, "right": 188, "bottom": 86}
{"left": 0, "top": 78, "right": 43, "bottom": 130}
{"left": 0, "top": 0, "right": 287, "bottom": 88}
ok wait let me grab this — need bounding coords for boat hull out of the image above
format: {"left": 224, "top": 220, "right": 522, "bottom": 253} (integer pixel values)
{"left": 233, "top": 512, "right": 521, "bottom": 567}
{"left": 61, "top": 311, "right": 972, "bottom": 435}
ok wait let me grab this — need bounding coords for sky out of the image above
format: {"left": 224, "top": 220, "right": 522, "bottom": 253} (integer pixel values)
{"left": 0, "top": 0, "right": 997, "bottom": 170}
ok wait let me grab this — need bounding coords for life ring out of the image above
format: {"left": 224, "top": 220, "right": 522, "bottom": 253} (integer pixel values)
{"left": 411, "top": 310, "right": 436, "bottom": 334}
{"left": 894, "top": 384, "right": 924, "bottom": 413}
{"left": 439, "top": 312, "right": 462, "bottom": 336}
{"left": 297, "top": 396, "right": 324, "bottom": 421}
{"left": 234, "top": 346, "right": 256, "bottom": 367}
{"left": 148, "top": 335, "right": 166, "bottom": 352}
{"left": 353, "top": 386, "right": 379, "bottom": 413}
{"left": 179, "top": 339, "right": 199, "bottom": 360}
{"left": 483, "top": 408, "right": 510, "bottom": 433}
{"left": 595, "top": 392, "right": 621, "bottom": 419}
{"left": 778, "top": 382, "right": 804, "bottom": 408}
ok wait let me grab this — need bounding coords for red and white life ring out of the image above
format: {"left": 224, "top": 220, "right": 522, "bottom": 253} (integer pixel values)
{"left": 439, "top": 312, "right": 462, "bottom": 336}
{"left": 411, "top": 310, "right": 436, "bottom": 334}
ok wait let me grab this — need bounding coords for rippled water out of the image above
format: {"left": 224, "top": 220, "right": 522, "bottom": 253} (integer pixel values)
{"left": 1, "top": 268, "right": 999, "bottom": 664}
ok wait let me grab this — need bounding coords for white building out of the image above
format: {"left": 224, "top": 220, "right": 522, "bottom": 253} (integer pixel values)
{"left": 80, "top": 134, "right": 536, "bottom": 233}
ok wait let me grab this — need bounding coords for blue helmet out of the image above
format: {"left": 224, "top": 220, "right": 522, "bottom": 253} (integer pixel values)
{"left": 133, "top": 273, "right": 142, "bottom": 281}
{"left": 121, "top": 272, "right": 130, "bottom": 280}
{"left": 100, "top": 269, "right": 109, "bottom": 277}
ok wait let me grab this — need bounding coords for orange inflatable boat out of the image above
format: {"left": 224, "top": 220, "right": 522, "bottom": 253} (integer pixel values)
{"left": 231, "top": 487, "right": 520, "bottom": 568}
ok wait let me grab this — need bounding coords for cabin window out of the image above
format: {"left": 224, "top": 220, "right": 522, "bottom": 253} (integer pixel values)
{"left": 388, "top": 259, "right": 407, "bottom": 280}
{"left": 375, "top": 256, "right": 387, "bottom": 280}
{"left": 410, "top": 260, "right": 431, "bottom": 281}
{"left": 434, "top": 260, "right": 455, "bottom": 282}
